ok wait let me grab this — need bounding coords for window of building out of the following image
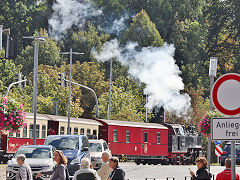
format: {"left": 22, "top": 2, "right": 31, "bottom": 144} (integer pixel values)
{"left": 103, "top": 142, "right": 108, "bottom": 151}
{"left": 126, "top": 131, "right": 130, "bottom": 143}
{"left": 144, "top": 132, "right": 148, "bottom": 143}
{"left": 80, "top": 128, "right": 84, "bottom": 135}
{"left": 69, "top": 127, "right": 72, "bottom": 135}
{"left": 60, "top": 126, "right": 65, "bottom": 135}
{"left": 74, "top": 128, "right": 78, "bottom": 135}
{"left": 157, "top": 132, "right": 161, "bottom": 144}
{"left": 87, "top": 129, "right": 91, "bottom": 136}
{"left": 16, "top": 131, "right": 20, "bottom": 138}
{"left": 42, "top": 125, "right": 46, "bottom": 139}
{"left": 9, "top": 132, "right": 14, "bottom": 137}
{"left": 22, "top": 126, "right": 27, "bottom": 138}
{"left": 29, "top": 124, "right": 33, "bottom": 138}
{"left": 113, "top": 130, "right": 117, "bottom": 142}
{"left": 36, "top": 125, "right": 40, "bottom": 138}
{"left": 93, "top": 130, "right": 97, "bottom": 136}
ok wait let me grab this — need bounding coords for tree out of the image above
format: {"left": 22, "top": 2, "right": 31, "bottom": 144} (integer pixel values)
{"left": 0, "top": 0, "right": 48, "bottom": 50}
{"left": 62, "top": 22, "right": 110, "bottom": 63}
{"left": 0, "top": 58, "right": 22, "bottom": 95}
{"left": 122, "top": 10, "right": 164, "bottom": 47}
{"left": 98, "top": 84, "right": 145, "bottom": 122}
{"left": 16, "top": 29, "right": 62, "bottom": 75}
{"left": 71, "top": 61, "right": 108, "bottom": 118}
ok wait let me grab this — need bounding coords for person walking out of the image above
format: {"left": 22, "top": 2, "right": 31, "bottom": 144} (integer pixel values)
{"left": 97, "top": 151, "right": 112, "bottom": 180}
{"left": 73, "top": 158, "right": 99, "bottom": 180}
{"left": 216, "top": 158, "right": 240, "bottom": 180}
{"left": 36, "top": 150, "right": 67, "bottom": 180}
{"left": 16, "top": 154, "right": 33, "bottom": 180}
{"left": 108, "top": 157, "right": 125, "bottom": 180}
{"left": 190, "top": 157, "right": 212, "bottom": 180}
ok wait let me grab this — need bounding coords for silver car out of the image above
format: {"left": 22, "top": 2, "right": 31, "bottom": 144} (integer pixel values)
{"left": 89, "top": 139, "right": 111, "bottom": 169}
{"left": 6, "top": 145, "right": 56, "bottom": 180}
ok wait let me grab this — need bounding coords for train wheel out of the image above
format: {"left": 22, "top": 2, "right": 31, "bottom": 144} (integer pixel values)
{"left": 135, "top": 159, "right": 141, "bottom": 165}
{"left": 142, "top": 161, "right": 147, "bottom": 165}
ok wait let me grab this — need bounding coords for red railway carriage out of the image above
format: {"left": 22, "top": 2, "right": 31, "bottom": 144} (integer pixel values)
{"left": 96, "top": 119, "right": 169, "bottom": 165}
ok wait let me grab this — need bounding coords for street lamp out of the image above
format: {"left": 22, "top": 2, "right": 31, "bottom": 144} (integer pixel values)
{"left": 207, "top": 57, "right": 218, "bottom": 170}
{"left": 60, "top": 49, "right": 83, "bottom": 135}
{"left": 64, "top": 79, "right": 99, "bottom": 119}
{"left": 23, "top": 32, "right": 47, "bottom": 145}
{"left": 6, "top": 79, "right": 27, "bottom": 96}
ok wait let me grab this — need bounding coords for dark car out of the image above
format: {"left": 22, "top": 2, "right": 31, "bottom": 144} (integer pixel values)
{"left": 220, "top": 142, "right": 240, "bottom": 166}
{"left": 44, "top": 135, "right": 90, "bottom": 177}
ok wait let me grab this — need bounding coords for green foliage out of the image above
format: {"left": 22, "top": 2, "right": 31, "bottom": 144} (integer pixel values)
{"left": 0, "top": 58, "right": 22, "bottom": 94}
{"left": 62, "top": 22, "right": 110, "bottom": 63}
{"left": 98, "top": 76, "right": 145, "bottom": 122}
{"left": 122, "top": 10, "right": 164, "bottom": 47}
{"left": 16, "top": 29, "right": 62, "bottom": 75}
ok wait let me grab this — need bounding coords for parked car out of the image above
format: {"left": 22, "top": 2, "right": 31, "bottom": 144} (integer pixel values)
{"left": 220, "top": 142, "right": 240, "bottom": 166}
{"left": 44, "top": 135, "right": 90, "bottom": 176}
{"left": 89, "top": 139, "right": 111, "bottom": 169}
{"left": 6, "top": 145, "right": 56, "bottom": 180}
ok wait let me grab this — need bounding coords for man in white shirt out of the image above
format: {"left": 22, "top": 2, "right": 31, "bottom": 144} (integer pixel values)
{"left": 73, "top": 158, "right": 99, "bottom": 180}
{"left": 97, "top": 151, "right": 112, "bottom": 180}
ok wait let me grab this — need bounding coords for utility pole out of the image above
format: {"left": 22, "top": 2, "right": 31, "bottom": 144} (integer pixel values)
{"left": 23, "top": 32, "right": 47, "bottom": 145}
{"left": 108, "top": 58, "right": 113, "bottom": 120}
{"left": 207, "top": 57, "right": 218, "bottom": 170}
{"left": 60, "top": 49, "right": 83, "bottom": 135}
{"left": 145, "top": 94, "right": 148, "bottom": 122}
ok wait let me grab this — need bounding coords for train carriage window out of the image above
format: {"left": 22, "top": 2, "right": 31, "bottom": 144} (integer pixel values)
{"left": 60, "top": 126, "right": 64, "bottom": 135}
{"left": 42, "top": 125, "right": 46, "bottom": 138}
{"left": 126, "top": 131, "right": 130, "bottom": 143}
{"left": 74, "top": 128, "right": 78, "bottom": 135}
{"left": 80, "top": 128, "right": 84, "bottom": 135}
{"left": 36, "top": 125, "right": 40, "bottom": 138}
{"left": 157, "top": 132, "right": 161, "bottom": 144}
{"left": 23, "top": 126, "right": 27, "bottom": 138}
{"left": 144, "top": 132, "right": 148, "bottom": 143}
{"left": 87, "top": 129, "right": 91, "bottom": 136}
{"left": 16, "top": 131, "right": 20, "bottom": 138}
{"left": 113, "top": 130, "right": 117, "bottom": 142}
{"left": 9, "top": 132, "right": 14, "bottom": 137}
{"left": 29, "top": 124, "right": 33, "bottom": 138}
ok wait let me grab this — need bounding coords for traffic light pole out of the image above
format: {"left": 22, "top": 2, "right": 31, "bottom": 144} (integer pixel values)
{"left": 60, "top": 49, "right": 83, "bottom": 135}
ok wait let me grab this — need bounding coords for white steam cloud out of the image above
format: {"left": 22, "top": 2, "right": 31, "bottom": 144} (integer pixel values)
{"left": 92, "top": 39, "right": 191, "bottom": 115}
{"left": 49, "top": 0, "right": 102, "bottom": 38}
{"left": 103, "top": 14, "right": 129, "bottom": 35}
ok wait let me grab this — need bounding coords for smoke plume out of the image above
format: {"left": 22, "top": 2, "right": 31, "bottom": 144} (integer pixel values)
{"left": 92, "top": 39, "right": 191, "bottom": 116}
{"left": 49, "top": 0, "right": 102, "bottom": 38}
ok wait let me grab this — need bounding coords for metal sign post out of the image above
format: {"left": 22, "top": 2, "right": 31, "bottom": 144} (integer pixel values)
{"left": 211, "top": 73, "right": 240, "bottom": 180}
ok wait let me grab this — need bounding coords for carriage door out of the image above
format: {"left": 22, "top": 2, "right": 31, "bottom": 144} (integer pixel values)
{"left": 141, "top": 129, "right": 150, "bottom": 156}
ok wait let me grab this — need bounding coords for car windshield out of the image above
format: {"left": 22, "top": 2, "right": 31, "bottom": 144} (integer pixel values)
{"left": 15, "top": 147, "right": 51, "bottom": 159}
{"left": 45, "top": 137, "right": 79, "bottom": 150}
{"left": 89, "top": 143, "right": 102, "bottom": 152}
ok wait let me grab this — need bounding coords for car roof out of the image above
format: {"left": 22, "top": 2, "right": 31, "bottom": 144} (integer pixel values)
{"left": 47, "top": 135, "right": 85, "bottom": 138}
{"left": 89, "top": 139, "right": 105, "bottom": 143}
{"left": 19, "top": 145, "right": 52, "bottom": 148}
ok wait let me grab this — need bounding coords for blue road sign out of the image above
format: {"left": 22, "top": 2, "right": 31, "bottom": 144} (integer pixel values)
{"left": 214, "top": 141, "right": 223, "bottom": 145}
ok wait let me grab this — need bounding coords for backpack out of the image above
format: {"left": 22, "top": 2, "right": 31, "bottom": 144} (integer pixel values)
{"left": 65, "top": 166, "right": 70, "bottom": 180}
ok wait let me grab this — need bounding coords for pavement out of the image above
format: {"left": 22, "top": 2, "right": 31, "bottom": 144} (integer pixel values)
{"left": 1, "top": 162, "right": 240, "bottom": 180}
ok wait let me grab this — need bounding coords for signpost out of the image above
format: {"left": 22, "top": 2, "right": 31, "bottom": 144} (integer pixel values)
{"left": 211, "top": 73, "right": 240, "bottom": 180}
{"left": 215, "top": 145, "right": 223, "bottom": 157}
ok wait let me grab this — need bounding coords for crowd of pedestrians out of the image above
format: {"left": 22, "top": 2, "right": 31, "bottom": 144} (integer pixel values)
{"left": 15, "top": 151, "right": 239, "bottom": 180}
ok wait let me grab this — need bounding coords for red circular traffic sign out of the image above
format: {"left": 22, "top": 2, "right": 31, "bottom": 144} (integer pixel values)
{"left": 212, "top": 73, "right": 240, "bottom": 115}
